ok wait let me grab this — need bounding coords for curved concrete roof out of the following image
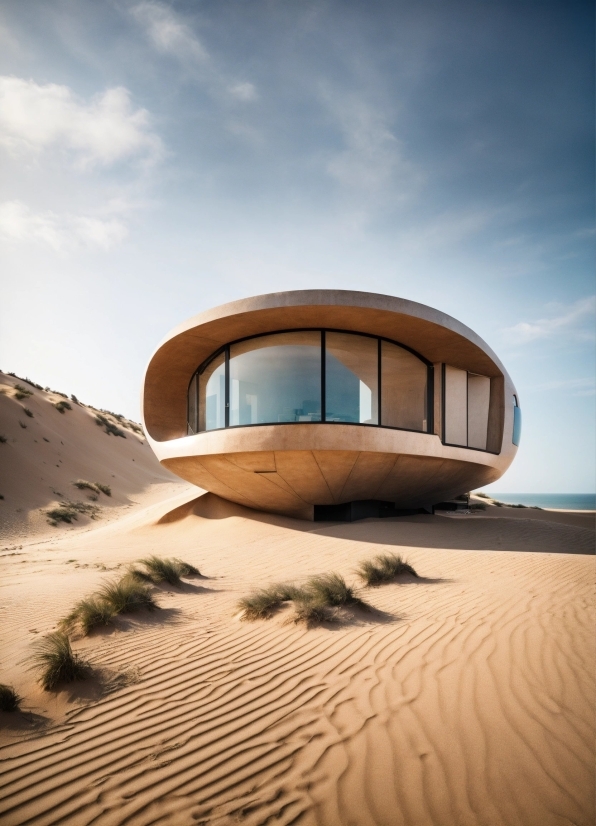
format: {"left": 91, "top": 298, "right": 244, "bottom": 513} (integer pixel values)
{"left": 143, "top": 290, "right": 511, "bottom": 442}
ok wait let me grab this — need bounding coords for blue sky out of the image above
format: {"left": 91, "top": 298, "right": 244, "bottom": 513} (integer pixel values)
{"left": 0, "top": 0, "right": 594, "bottom": 492}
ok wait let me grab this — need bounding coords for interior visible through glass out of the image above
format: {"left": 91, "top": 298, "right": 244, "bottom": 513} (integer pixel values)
{"left": 381, "top": 341, "right": 427, "bottom": 430}
{"left": 199, "top": 350, "right": 225, "bottom": 431}
{"left": 229, "top": 332, "right": 321, "bottom": 425}
{"left": 325, "top": 332, "right": 378, "bottom": 424}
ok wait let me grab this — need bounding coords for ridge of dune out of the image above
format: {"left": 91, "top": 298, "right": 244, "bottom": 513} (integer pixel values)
{"left": 0, "top": 371, "right": 188, "bottom": 543}
{"left": 0, "top": 487, "right": 594, "bottom": 826}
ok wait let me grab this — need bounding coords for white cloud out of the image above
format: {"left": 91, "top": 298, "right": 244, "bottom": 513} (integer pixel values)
{"left": 505, "top": 296, "right": 596, "bottom": 343}
{"left": 0, "top": 200, "right": 128, "bottom": 252}
{"left": 130, "top": 2, "right": 258, "bottom": 105}
{"left": 0, "top": 77, "right": 162, "bottom": 167}
{"left": 130, "top": 1, "right": 208, "bottom": 62}
{"left": 228, "top": 82, "right": 258, "bottom": 102}
{"left": 321, "top": 90, "right": 420, "bottom": 204}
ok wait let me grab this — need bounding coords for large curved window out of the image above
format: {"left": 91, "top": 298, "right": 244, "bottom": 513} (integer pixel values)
{"left": 229, "top": 332, "right": 321, "bottom": 425}
{"left": 189, "top": 329, "right": 431, "bottom": 435}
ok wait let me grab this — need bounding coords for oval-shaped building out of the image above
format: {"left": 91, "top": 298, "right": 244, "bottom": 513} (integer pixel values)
{"left": 142, "top": 290, "right": 521, "bottom": 519}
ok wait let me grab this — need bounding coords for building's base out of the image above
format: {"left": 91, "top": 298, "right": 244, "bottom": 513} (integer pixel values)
{"left": 313, "top": 500, "right": 433, "bottom": 522}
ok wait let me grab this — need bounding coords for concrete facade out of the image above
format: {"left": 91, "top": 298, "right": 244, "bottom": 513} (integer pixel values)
{"left": 142, "top": 290, "right": 519, "bottom": 519}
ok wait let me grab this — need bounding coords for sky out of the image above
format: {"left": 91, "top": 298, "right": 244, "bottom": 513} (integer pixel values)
{"left": 0, "top": 0, "right": 594, "bottom": 493}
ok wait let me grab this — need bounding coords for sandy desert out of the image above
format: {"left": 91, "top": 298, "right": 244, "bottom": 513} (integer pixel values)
{"left": 0, "top": 371, "right": 594, "bottom": 826}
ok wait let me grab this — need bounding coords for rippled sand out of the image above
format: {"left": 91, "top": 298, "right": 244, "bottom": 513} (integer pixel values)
{"left": 0, "top": 493, "right": 594, "bottom": 826}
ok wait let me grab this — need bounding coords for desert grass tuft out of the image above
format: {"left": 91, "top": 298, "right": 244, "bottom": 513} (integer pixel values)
{"left": 356, "top": 553, "right": 418, "bottom": 586}
{"left": 30, "top": 632, "right": 90, "bottom": 691}
{"left": 0, "top": 435, "right": 7, "bottom": 444}
{"left": 46, "top": 500, "right": 100, "bottom": 526}
{"left": 136, "top": 556, "right": 182, "bottom": 585}
{"left": 292, "top": 597, "right": 338, "bottom": 627}
{"left": 95, "top": 483, "right": 111, "bottom": 496}
{"left": 306, "top": 573, "right": 368, "bottom": 608}
{"left": 54, "top": 400, "right": 72, "bottom": 414}
{"left": 61, "top": 596, "right": 116, "bottom": 635}
{"left": 23, "top": 407, "right": 34, "bottom": 417}
{"left": 0, "top": 683, "right": 22, "bottom": 711}
{"left": 172, "top": 558, "right": 200, "bottom": 576}
{"left": 73, "top": 480, "right": 100, "bottom": 494}
{"left": 14, "top": 384, "right": 33, "bottom": 400}
{"left": 238, "top": 587, "right": 285, "bottom": 620}
{"left": 95, "top": 413, "right": 126, "bottom": 438}
{"left": 99, "top": 575, "right": 158, "bottom": 614}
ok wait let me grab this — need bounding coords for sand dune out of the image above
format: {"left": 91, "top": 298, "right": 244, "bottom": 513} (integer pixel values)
{"left": 0, "top": 371, "right": 185, "bottom": 543}
{"left": 0, "top": 489, "right": 593, "bottom": 826}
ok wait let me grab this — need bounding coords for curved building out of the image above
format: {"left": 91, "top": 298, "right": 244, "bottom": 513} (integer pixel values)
{"left": 142, "top": 291, "right": 520, "bottom": 519}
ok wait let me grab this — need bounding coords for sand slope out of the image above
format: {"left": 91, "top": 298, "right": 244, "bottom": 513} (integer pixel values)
{"left": 0, "top": 493, "right": 593, "bottom": 826}
{"left": 0, "top": 372, "right": 185, "bottom": 542}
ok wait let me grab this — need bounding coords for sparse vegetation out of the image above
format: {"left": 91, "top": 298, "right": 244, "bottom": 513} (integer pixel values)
{"left": 475, "top": 492, "right": 490, "bottom": 499}
{"left": 61, "top": 596, "right": 116, "bottom": 635}
{"left": 99, "top": 575, "right": 158, "bottom": 614}
{"left": 23, "top": 407, "right": 33, "bottom": 417}
{"left": 72, "top": 480, "right": 112, "bottom": 497}
{"left": 95, "top": 413, "right": 126, "bottom": 438}
{"left": 19, "top": 420, "right": 27, "bottom": 429}
{"left": 0, "top": 435, "right": 8, "bottom": 444}
{"left": 131, "top": 555, "right": 201, "bottom": 585}
{"left": 71, "top": 394, "right": 79, "bottom": 404}
{"left": 356, "top": 553, "right": 418, "bottom": 586}
{"left": 239, "top": 573, "right": 368, "bottom": 623}
{"left": 0, "top": 683, "right": 22, "bottom": 711}
{"left": 46, "top": 500, "right": 100, "bottom": 526}
{"left": 30, "top": 632, "right": 90, "bottom": 691}
{"left": 292, "top": 597, "right": 338, "bottom": 627}
{"left": 14, "top": 384, "right": 33, "bottom": 400}
{"left": 95, "top": 483, "right": 111, "bottom": 496}
{"left": 54, "top": 400, "right": 72, "bottom": 414}
{"left": 306, "top": 573, "right": 367, "bottom": 608}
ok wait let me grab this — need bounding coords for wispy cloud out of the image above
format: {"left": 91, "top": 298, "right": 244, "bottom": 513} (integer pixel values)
{"left": 130, "top": 1, "right": 257, "bottom": 105}
{"left": 323, "top": 90, "right": 418, "bottom": 200}
{"left": 0, "top": 200, "right": 128, "bottom": 252}
{"left": 130, "top": 1, "right": 208, "bottom": 63}
{"left": 0, "top": 77, "right": 163, "bottom": 168}
{"left": 504, "top": 296, "right": 596, "bottom": 343}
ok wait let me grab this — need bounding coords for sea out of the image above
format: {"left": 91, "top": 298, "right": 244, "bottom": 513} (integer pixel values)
{"left": 486, "top": 493, "right": 596, "bottom": 511}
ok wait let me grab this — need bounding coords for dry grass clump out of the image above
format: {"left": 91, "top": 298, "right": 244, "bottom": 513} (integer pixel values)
{"left": 130, "top": 555, "right": 201, "bottom": 585}
{"left": 30, "top": 632, "right": 90, "bottom": 691}
{"left": 46, "top": 500, "right": 100, "bottom": 526}
{"left": 23, "top": 407, "right": 33, "bottom": 418}
{"left": 54, "top": 400, "right": 72, "bottom": 413}
{"left": 61, "top": 596, "right": 116, "bottom": 635}
{"left": 99, "top": 575, "right": 158, "bottom": 614}
{"left": 306, "top": 573, "right": 367, "bottom": 607}
{"left": 72, "top": 480, "right": 112, "bottom": 497}
{"left": 0, "top": 435, "right": 7, "bottom": 444}
{"left": 0, "top": 683, "right": 22, "bottom": 711}
{"left": 239, "top": 574, "right": 367, "bottom": 623}
{"left": 95, "top": 413, "right": 126, "bottom": 438}
{"left": 14, "top": 384, "right": 33, "bottom": 400}
{"left": 356, "top": 553, "right": 418, "bottom": 586}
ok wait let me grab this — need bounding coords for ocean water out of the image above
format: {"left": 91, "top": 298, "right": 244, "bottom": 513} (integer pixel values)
{"left": 486, "top": 493, "right": 596, "bottom": 511}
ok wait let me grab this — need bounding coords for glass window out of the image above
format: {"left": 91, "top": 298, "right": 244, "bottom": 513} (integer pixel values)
{"left": 199, "top": 350, "right": 226, "bottom": 431}
{"left": 325, "top": 332, "right": 378, "bottom": 424}
{"left": 512, "top": 398, "right": 522, "bottom": 446}
{"left": 381, "top": 341, "right": 427, "bottom": 431}
{"left": 188, "top": 373, "right": 198, "bottom": 434}
{"left": 229, "top": 331, "right": 321, "bottom": 426}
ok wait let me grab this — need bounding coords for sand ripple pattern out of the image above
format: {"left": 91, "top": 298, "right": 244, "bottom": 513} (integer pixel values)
{"left": 0, "top": 512, "right": 594, "bottom": 826}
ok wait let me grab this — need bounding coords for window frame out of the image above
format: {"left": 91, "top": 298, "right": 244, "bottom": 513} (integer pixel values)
{"left": 188, "top": 327, "right": 434, "bottom": 436}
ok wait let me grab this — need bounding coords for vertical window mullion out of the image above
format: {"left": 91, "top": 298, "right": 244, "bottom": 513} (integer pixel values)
{"left": 224, "top": 345, "right": 230, "bottom": 428}
{"left": 378, "top": 338, "right": 382, "bottom": 426}
{"left": 427, "top": 365, "right": 434, "bottom": 434}
{"left": 321, "top": 330, "right": 326, "bottom": 422}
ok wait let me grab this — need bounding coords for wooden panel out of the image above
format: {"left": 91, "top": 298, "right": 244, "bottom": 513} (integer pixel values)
{"left": 227, "top": 452, "right": 276, "bottom": 472}
{"left": 444, "top": 365, "right": 467, "bottom": 447}
{"left": 199, "top": 455, "right": 305, "bottom": 513}
{"left": 468, "top": 374, "right": 490, "bottom": 450}
{"left": 376, "top": 455, "right": 445, "bottom": 502}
